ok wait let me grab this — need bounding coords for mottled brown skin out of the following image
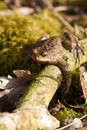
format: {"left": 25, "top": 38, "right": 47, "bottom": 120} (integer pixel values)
{"left": 31, "top": 32, "right": 84, "bottom": 109}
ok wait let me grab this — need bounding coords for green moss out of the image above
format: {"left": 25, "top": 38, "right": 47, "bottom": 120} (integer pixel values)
{"left": 0, "top": 1, "right": 7, "bottom": 10}
{"left": 53, "top": 105, "right": 82, "bottom": 125}
{"left": 0, "top": 9, "right": 62, "bottom": 75}
{"left": 71, "top": 69, "right": 82, "bottom": 96}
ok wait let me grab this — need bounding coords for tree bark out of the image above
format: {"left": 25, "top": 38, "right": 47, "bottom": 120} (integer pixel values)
{"left": 0, "top": 39, "right": 87, "bottom": 130}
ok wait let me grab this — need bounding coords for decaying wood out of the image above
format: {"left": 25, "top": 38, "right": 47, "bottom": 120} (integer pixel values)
{"left": 0, "top": 38, "right": 87, "bottom": 129}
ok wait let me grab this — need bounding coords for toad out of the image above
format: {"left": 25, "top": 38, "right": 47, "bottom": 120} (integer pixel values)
{"left": 31, "top": 31, "right": 84, "bottom": 97}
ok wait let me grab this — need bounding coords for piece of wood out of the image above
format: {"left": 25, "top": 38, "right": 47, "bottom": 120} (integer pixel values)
{"left": 18, "top": 65, "right": 62, "bottom": 108}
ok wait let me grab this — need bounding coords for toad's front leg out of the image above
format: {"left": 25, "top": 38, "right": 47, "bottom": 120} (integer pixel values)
{"left": 48, "top": 59, "right": 72, "bottom": 98}
{"left": 62, "top": 31, "right": 84, "bottom": 62}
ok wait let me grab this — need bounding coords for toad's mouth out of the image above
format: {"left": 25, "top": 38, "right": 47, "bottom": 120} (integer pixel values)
{"left": 32, "top": 54, "right": 51, "bottom": 63}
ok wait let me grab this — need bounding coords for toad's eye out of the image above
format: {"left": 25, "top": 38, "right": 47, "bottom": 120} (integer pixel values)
{"left": 42, "top": 51, "right": 47, "bottom": 56}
